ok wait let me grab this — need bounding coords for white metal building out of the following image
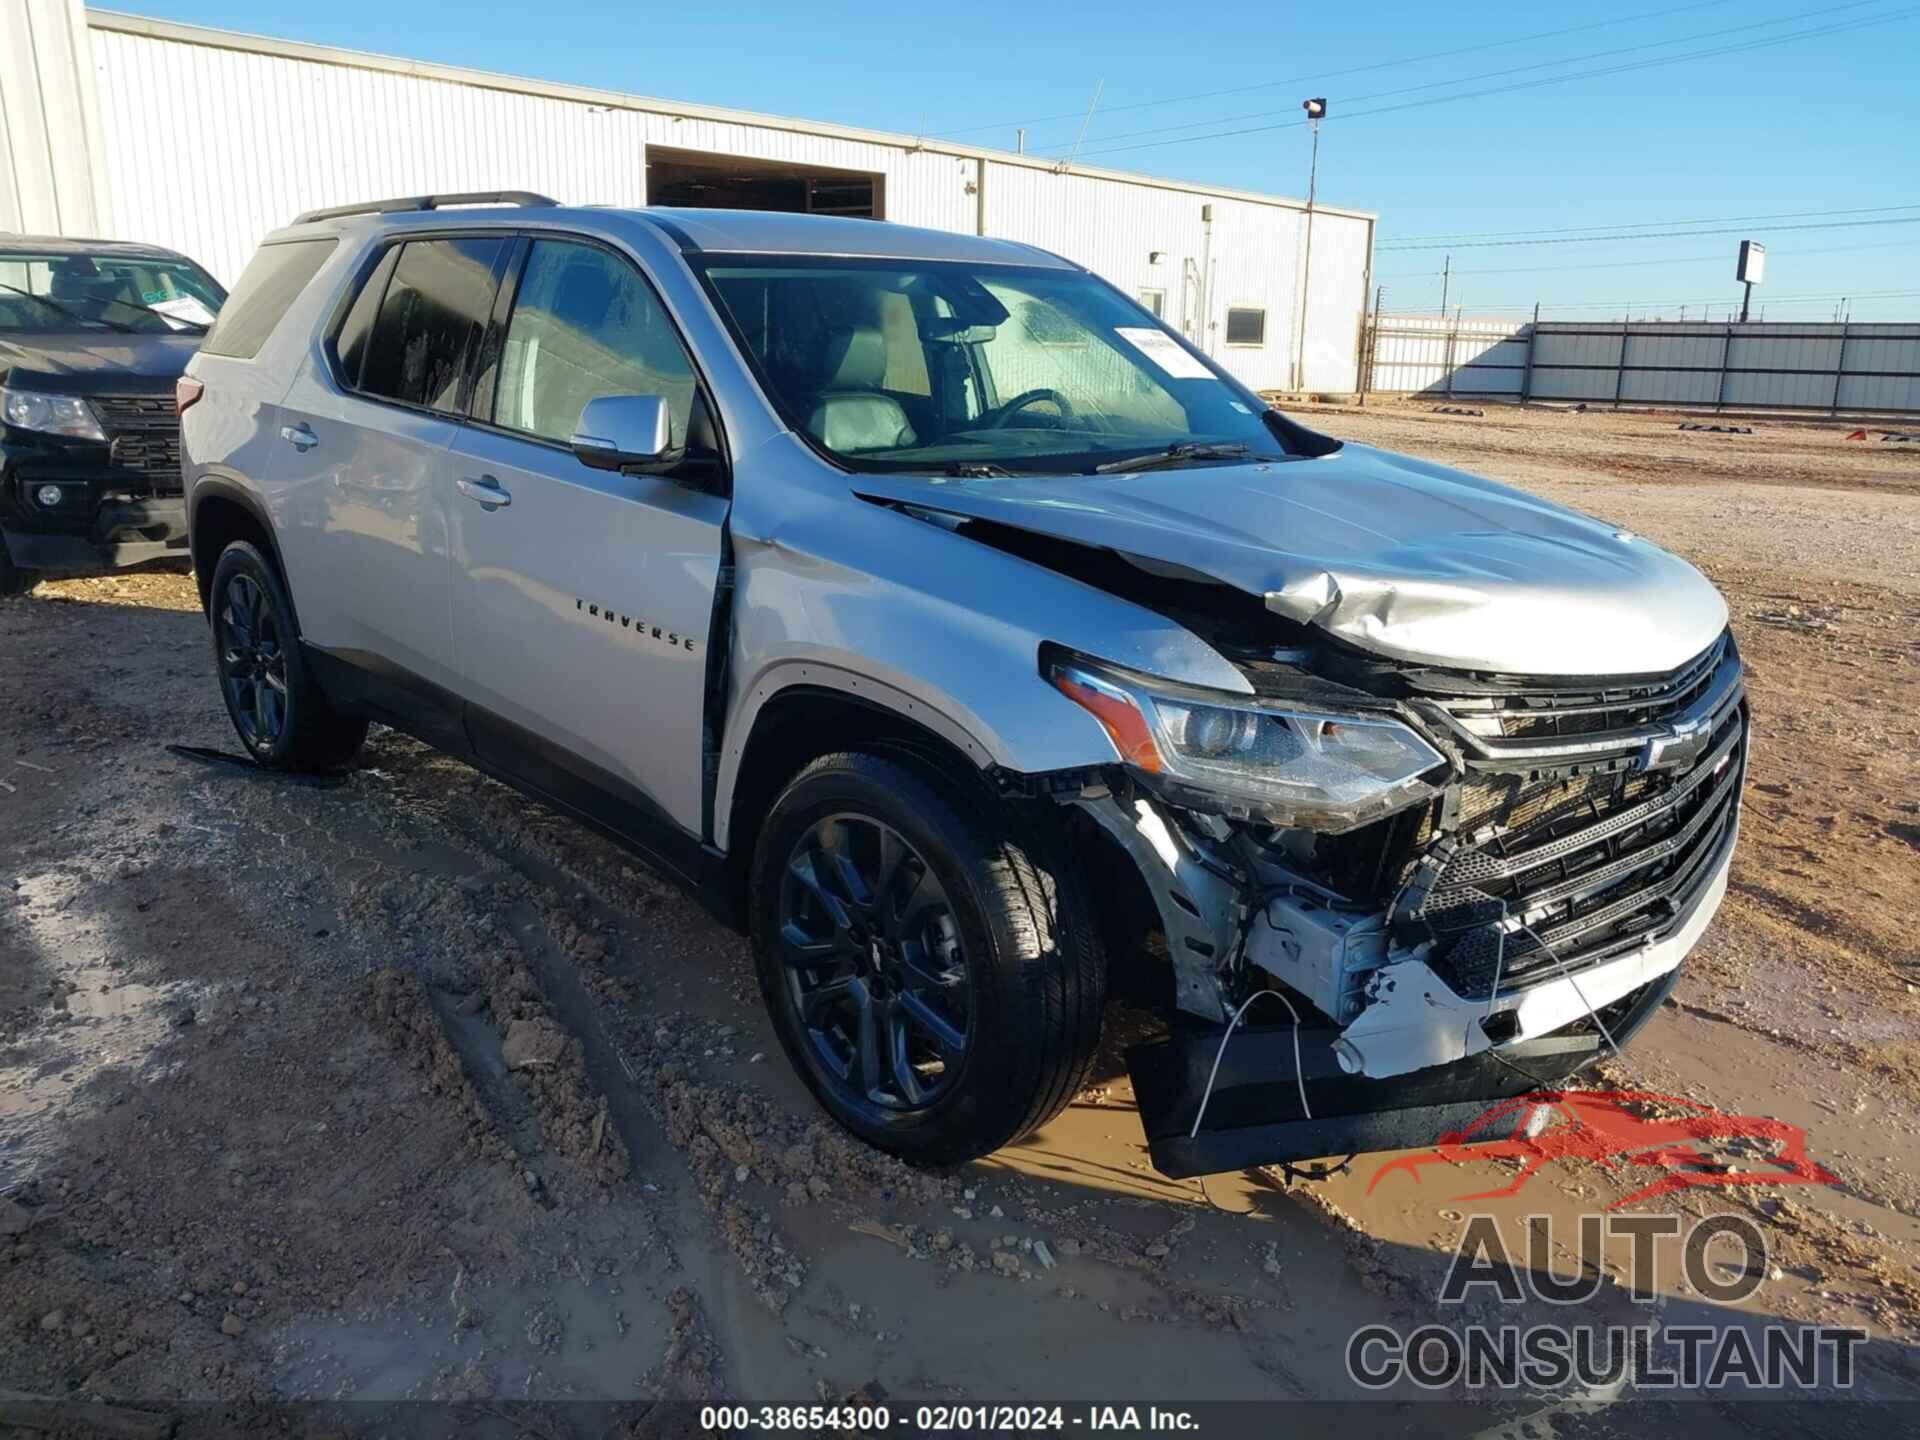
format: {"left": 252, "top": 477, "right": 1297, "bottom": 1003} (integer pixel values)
{"left": 1, "top": 1, "right": 1378, "bottom": 392}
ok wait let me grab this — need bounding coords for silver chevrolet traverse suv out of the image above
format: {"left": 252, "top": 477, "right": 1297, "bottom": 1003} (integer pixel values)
{"left": 181, "top": 193, "right": 1745, "bottom": 1176}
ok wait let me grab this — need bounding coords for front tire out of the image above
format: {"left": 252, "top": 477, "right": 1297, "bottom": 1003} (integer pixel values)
{"left": 208, "top": 541, "right": 366, "bottom": 771}
{"left": 750, "top": 749, "right": 1105, "bottom": 1166}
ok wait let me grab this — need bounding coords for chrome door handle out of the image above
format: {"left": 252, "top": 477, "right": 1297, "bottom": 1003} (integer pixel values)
{"left": 456, "top": 475, "right": 512, "bottom": 511}
{"left": 280, "top": 423, "right": 318, "bottom": 451}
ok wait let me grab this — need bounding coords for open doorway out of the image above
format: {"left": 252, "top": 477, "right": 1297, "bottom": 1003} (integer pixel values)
{"left": 646, "top": 146, "right": 883, "bottom": 218}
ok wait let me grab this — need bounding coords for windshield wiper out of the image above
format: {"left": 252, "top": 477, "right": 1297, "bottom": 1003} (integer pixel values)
{"left": 1091, "top": 442, "right": 1269, "bottom": 474}
{"left": 0, "top": 282, "right": 138, "bottom": 334}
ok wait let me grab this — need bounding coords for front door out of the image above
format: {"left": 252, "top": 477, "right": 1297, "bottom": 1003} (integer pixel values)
{"left": 446, "top": 237, "right": 725, "bottom": 854}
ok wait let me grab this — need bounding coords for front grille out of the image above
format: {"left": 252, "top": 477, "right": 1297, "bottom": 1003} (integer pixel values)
{"left": 90, "top": 394, "right": 183, "bottom": 494}
{"left": 1424, "top": 633, "right": 1728, "bottom": 743}
{"left": 1403, "top": 705, "right": 1745, "bottom": 998}
{"left": 1354, "top": 632, "right": 1751, "bottom": 1000}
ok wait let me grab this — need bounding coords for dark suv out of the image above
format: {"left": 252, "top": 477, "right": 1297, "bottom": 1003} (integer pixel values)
{"left": 0, "top": 236, "right": 226, "bottom": 596}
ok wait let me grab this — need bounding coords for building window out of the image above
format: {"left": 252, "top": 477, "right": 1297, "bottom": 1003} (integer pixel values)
{"left": 1137, "top": 287, "right": 1166, "bottom": 318}
{"left": 1225, "top": 306, "right": 1267, "bottom": 347}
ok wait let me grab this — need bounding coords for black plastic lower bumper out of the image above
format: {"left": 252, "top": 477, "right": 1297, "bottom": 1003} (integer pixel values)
{"left": 1127, "top": 968, "right": 1679, "bottom": 1179}
{"left": 2, "top": 497, "right": 188, "bottom": 573}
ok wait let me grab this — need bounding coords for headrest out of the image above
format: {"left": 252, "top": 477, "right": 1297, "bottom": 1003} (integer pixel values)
{"left": 817, "top": 325, "right": 887, "bottom": 390}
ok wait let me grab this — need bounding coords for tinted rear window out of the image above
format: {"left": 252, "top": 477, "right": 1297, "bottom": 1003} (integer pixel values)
{"left": 359, "top": 237, "right": 506, "bottom": 413}
{"left": 199, "top": 239, "right": 337, "bottom": 359}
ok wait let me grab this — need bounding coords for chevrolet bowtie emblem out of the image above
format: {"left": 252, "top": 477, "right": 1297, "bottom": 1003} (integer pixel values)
{"left": 1640, "top": 716, "right": 1711, "bottom": 771}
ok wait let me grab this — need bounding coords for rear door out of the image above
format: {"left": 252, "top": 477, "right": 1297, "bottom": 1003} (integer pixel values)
{"left": 270, "top": 234, "right": 509, "bottom": 730}
{"left": 446, "top": 235, "right": 726, "bottom": 851}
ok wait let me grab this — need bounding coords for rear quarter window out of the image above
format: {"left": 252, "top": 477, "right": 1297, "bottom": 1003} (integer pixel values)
{"left": 199, "top": 238, "right": 338, "bottom": 359}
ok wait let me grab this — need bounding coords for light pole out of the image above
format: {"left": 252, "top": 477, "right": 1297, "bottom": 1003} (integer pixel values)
{"left": 1293, "top": 97, "right": 1326, "bottom": 391}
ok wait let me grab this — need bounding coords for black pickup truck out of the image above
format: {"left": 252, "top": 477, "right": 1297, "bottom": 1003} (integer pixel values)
{"left": 0, "top": 236, "right": 226, "bottom": 596}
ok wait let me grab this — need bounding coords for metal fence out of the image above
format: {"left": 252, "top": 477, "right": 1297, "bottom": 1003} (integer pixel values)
{"left": 1363, "top": 313, "right": 1920, "bottom": 414}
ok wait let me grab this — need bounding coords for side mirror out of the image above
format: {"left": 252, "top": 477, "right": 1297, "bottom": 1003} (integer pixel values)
{"left": 571, "top": 395, "right": 675, "bottom": 473}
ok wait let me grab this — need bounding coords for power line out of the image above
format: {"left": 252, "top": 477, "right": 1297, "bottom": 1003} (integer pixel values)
{"left": 1064, "top": 6, "right": 1916, "bottom": 161}
{"left": 1381, "top": 215, "right": 1920, "bottom": 252}
{"left": 1426, "top": 286, "right": 1920, "bottom": 313}
{"left": 1382, "top": 203, "right": 1920, "bottom": 246}
{"left": 922, "top": 0, "right": 1740, "bottom": 140}
{"left": 1375, "top": 237, "right": 1920, "bottom": 281}
{"left": 1029, "top": 0, "right": 1877, "bottom": 156}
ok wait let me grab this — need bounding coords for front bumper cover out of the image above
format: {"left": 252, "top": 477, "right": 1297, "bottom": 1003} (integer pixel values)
{"left": 1126, "top": 837, "right": 1730, "bottom": 1178}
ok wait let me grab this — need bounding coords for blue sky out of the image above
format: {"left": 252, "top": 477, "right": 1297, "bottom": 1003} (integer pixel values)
{"left": 109, "top": 1, "right": 1920, "bottom": 318}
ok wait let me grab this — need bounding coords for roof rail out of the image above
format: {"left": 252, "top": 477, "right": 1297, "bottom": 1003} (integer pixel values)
{"left": 291, "top": 191, "right": 560, "bottom": 225}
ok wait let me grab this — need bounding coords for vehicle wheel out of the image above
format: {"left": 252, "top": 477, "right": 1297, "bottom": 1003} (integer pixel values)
{"left": 751, "top": 749, "right": 1105, "bottom": 1166}
{"left": 209, "top": 541, "right": 366, "bottom": 770}
{"left": 0, "top": 543, "right": 37, "bottom": 598}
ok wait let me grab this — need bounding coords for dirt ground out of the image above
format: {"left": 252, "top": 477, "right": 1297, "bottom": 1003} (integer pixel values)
{"left": 4, "top": 399, "right": 1919, "bottom": 1436}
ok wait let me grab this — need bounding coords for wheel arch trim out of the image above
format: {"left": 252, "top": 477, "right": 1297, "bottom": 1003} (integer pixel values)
{"left": 188, "top": 473, "right": 289, "bottom": 616}
{"left": 714, "top": 661, "right": 998, "bottom": 854}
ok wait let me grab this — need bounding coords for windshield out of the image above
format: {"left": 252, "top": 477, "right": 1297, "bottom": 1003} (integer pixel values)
{"left": 694, "top": 257, "right": 1293, "bottom": 474}
{"left": 0, "top": 251, "right": 227, "bottom": 335}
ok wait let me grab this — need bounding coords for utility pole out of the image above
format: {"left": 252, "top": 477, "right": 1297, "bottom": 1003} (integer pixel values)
{"left": 1438, "top": 253, "right": 1451, "bottom": 317}
{"left": 1292, "top": 98, "right": 1327, "bottom": 392}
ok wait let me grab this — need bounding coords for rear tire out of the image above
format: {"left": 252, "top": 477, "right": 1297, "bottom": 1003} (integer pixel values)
{"left": 209, "top": 541, "right": 366, "bottom": 771}
{"left": 0, "top": 542, "right": 38, "bottom": 598}
{"left": 750, "top": 748, "right": 1105, "bottom": 1166}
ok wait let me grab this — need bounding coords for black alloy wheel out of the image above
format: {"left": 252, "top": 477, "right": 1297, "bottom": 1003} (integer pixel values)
{"left": 205, "top": 540, "right": 366, "bottom": 772}
{"left": 751, "top": 749, "right": 1107, "bottom": 1166}
{"left": 216, "top": 571, "right": 288, "bottom": 751}
{"left": 777, "top": 813, "right": 973, "bottom": 1111}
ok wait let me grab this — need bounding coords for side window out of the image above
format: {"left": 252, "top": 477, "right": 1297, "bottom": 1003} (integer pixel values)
{"left": 199, "top": 239, "right": 337, "bottom": 359}
{"left": 329, "top": 245, "right": 399, "bottom": 389}
{"left": 360, "top": 237, "right": 505, "bottom": 413}
{"left": 491, "top": 240, "right": 697, "bottom": 447}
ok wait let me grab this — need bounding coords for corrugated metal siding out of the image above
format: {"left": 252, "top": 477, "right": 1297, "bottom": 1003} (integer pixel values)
{"left": 1369, "top": 314, "right": 1525, "bottom": 396}
{"left": 82, "top": 25, "right": 1372, "bottom": 395}
{"left": 82, "top": 29, "right": 1044, "bottom": 282}
{"left": 90, "top": 27, "right": 654, "bottom": 282}
{"left": 1, "top": 0, "right": 104, "bottom": 235}
{"left": 1296, "top": 210, "right": 1373, "bottom": 392}
{"left": 1369, "top": 316, "right": 1920, "bottom": 413}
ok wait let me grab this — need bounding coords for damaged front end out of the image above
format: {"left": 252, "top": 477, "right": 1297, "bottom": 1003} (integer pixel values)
{"left": 1049, "top": 630, "right": 1747, "bottom": 1179}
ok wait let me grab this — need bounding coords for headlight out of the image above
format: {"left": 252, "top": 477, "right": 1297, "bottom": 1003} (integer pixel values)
{"left": 1048, "top": 653, "right": 1448, "bottom": 831}
{"left": 1, "top": 386, "right": 106, "bottom": 441}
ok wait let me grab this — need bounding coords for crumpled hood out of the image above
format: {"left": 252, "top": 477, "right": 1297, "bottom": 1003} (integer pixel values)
{"left": 853, "top": 442, "right": 1729, "bottom": 677}
{"left": 0, "top": 331, "right": 199, "bottom": 396}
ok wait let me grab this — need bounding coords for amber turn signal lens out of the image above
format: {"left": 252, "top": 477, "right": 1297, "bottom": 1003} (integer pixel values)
{"left": 1050, "top": 666, "right": 1163, "bottom": 773}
